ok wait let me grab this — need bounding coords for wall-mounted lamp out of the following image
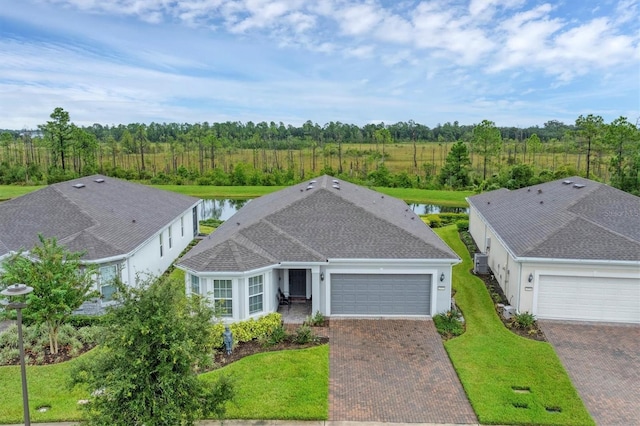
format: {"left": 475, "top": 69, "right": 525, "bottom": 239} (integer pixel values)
{"left": 320, "top": 272, "right": 324, "bottom": 281}
{"left": 440, "top": 273, "right": 445, "bottom": 282}
{"left": 528, "top": 273, "right": 533, "bottom": 283}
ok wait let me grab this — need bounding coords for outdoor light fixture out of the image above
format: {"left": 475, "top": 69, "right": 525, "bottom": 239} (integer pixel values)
{"left": 1, "top": 284, "right": 34, "bottom": 426}
{"left": 440, "top": 273, "right": 445, "bottom": 282}
{"left": 320, "top": 272, "right": 324, "bottom": 281}
{"left": 528, "top": 273, "right": 534, "bottom": 283}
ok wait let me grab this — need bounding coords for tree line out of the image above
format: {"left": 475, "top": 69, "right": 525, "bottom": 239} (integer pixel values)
{"left": 1, "top": 108, "right": 638, "bottom": 195}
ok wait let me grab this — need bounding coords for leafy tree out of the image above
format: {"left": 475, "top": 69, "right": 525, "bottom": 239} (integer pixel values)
{"left": 604, "top": 116, "right": 640, "bottom": 193}
{"left": 39, "top": 107, "right": 73, "bottom": 171}
{"left": 471, "top": 119, "right": 502, "bottom": 180}
{"left": 575, "top": 114, "right": 604, "bottom": 179}
{"left": 0, "top": 235, "right": 96, "bottom": 354}
{"left": 71, "top": 276, "right": 234, "bottom": 425}
{"left": 438, "top": 140, "right": 471, "bottom": 188}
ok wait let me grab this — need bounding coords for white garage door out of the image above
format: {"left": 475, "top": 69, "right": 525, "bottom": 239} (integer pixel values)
{"left": 537, "top": 275, "right": 640, "bottom": 323}
{"left": 331, "top": 273, "right": 431, "bottom": 315}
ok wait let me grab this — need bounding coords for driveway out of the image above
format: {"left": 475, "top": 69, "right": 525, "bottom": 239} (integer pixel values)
{"left": 329, "top": 319, "right": 477, "bottom": 424}
{"left": 540, "top": 321, "right": 640, "bottom": 425}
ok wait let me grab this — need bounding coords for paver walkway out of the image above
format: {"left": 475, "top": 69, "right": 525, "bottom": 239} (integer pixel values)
{"left": 540, "top": 320, "right": 640, "bottom": 426}
{"left": 329, "top": 319, "right": 476, "bottom": 424}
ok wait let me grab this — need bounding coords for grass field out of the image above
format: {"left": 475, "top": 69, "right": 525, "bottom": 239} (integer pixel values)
{"left": 0, "top": 184, "right": 471, "bottom": 206}
{"left": 435, "top": 225, "right": 594, "bottom": 425}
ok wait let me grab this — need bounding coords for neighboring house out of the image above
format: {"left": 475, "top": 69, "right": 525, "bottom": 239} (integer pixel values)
{"left": 0, "top": 175, "right": 200, "bottom": 307}
{"left": 176, "top": 175, "right": 460, "bottom": 322}
{"left": 468, "top": 177, "right": 640, "bottom": 323}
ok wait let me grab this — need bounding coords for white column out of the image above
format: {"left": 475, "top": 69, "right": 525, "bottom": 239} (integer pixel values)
{"left": 283, "top": 269, "right": 290, "bottom": 297}
{"left": 311, "top": 267, "right": 320, "bottom": 315}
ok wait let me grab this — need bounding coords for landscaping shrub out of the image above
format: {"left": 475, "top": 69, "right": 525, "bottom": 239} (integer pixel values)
{"left": 433, "top": 310, "right": 464, "bottom": 338}
{"left": 292, "top": 324, "right": 317, "bottom": 344}
{"left": 425, "top": 214, "right": 442, "bottom": 228}
{"left": 211, "top": 313, "right": 282, "bottom": 348}
{"left": 67, "top": 314, "right": 105, "bottom": 328}
{"left": 262, "top": 324, "right": 288, "bottom": 347}
{"left": 510, "top": 312, "right": 536, "bottom": 330}
{"left": 304, "top": 310, "right": 326, "bottom": 327}
{"left": 455, "top": 219, "right": 469, "bottom": 231}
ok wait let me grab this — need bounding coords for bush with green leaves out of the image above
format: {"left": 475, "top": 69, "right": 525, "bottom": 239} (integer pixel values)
{"left": 70, "top": 275, "right": 234, "bottom": 425}
{"left": 262, "top": 324, "right": 288, "bottom": 347}
{"left": 455, "top": 219, "right": 469, "bottom": 231}
{"left": 211, "top": 312, "right": 282, "bottom": 348}
{"left": 433, "top": 310, "right": 465, "bottom": 339}
{"left": 292, "top": 324, "right": 318, "bottom": 344}
{"left": 304, "top": 310, "right": 326, "bottom": 327}
{"left": 510, "top": 311, "right": 536, "bottom": 330}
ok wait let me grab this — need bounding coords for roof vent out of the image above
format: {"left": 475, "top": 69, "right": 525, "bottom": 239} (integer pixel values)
{"left": 332, "top": 179, "right": 339, "bottom": 184}
{"left": 72, "top": 183, "right": 85, "bottom": 189}
{"left": 562, "top": 180, "right": 573, "bottom": 185}
{"left": 94, "top": 178, "right": 105, "bottom": 183}
{"left": 573, "top": 183, "right": 585, "bottom": 189}
{"left": 309, "top": 180, "right": 317, "bottom": 184}
{"left": 306, "top": 185, "right": 314, "bottom": 191}
{"left": 537, "top": 189, "right": 542, "bottom": 194}
{"left": 332, "top": 184, "right": 340, "bottom": 190}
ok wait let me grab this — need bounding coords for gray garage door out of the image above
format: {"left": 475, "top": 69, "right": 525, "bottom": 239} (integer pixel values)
{"left": 330, "top": 273, "right": 431, "bottom": 315}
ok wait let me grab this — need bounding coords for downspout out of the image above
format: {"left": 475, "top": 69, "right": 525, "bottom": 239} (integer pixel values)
{"left": 516, "top": 261, "right": 523, "bottom": 313}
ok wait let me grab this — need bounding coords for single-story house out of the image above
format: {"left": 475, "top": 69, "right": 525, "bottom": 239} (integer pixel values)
{"left": 0, "top": 175, "right": 200, "bottom": 306}
{"left": 176, "top": 175, "right": 460, "bottom": 322}
{"left": 468, "top": 176, "right": 640, "bottom": 323}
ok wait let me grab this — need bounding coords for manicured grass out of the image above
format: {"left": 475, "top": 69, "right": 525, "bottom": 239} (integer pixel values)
{"left": 0, "top": 185, "right": 44, "bottom": 200}
{"left": 200, "top": 345, "right": 328, "bottom": 420}
{"left": 0, "top": 345, "right": 328, "bottom": 423}
{"left": 0, "top": 183, "right": 471, "bottom": 206}
{"left": 0, "top": 351, "right": 94, "bottom": 424}
{"left": 435, "top": 226, "right": 593, "bottom": 425}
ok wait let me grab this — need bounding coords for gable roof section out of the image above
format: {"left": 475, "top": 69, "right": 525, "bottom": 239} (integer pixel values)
{"left": 468, "top": 177, "right": 640, "bottom": 261}
{"left": 179, "top": 175, "right": 458, "bottom": 272}
{"left": 0, "top": 175, "right": 199, "bottom": 261}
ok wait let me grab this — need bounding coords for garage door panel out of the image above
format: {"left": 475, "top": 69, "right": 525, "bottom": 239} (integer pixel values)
{"left": 331, "top": 273, "right": 431, "bottom": 315}
{"left": 537, "top": 275, "right": 640, "bottom": 323}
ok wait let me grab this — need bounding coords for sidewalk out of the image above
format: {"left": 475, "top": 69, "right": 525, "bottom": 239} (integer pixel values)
{"left": 9, "top": 421, "right": 481, "bottom": 426}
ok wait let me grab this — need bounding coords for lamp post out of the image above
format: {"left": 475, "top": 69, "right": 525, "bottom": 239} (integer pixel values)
{"left": 1, "top": 283, "right": 33, "bottom": 426}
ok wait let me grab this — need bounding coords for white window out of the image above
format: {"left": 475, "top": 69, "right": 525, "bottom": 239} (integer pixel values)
{"left": 213, "top": 279, "right": 233, "bottom": 317}
{"left": 168, "top": 226, "right": 172, "bottom": 249}
{"left": 190, "top": 274, "right": 200, "bottom": 295}
{"left": 99, "top": 265, "right": 118, "bottom": 302}
{"left": 159, "top": 233, "right": 164, "bottom": 257}
{"left": 248, "top": 275, "right": 263, "bottom": 314}
{"left": 181, "top": 216, "right": 184, "bottom": 237}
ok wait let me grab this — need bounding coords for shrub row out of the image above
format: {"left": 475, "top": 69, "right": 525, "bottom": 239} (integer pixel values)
{"left": 211, "top": 312, "right": 282, "bottom": 348}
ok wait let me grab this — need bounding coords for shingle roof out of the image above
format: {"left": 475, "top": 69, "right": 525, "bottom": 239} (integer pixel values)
{"left": 178, "top": 175, "right": 459, "bottom": 272}
{"left": 0, "top": 175, "right": 199, "bottom": 261}
{"left": 468, "top": 177, "right": 640, "bottom": 261}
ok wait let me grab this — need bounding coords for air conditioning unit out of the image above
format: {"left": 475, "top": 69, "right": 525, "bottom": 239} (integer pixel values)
{"left": 503, "top": 305, "right": 517, "bottom": 320}
{"left": 474, "top": 253, "right": 489, "bottom": 274}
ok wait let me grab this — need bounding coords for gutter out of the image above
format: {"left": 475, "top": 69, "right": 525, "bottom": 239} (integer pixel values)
{"left": 327, "top": 258, "right": 461, "bottom": 265}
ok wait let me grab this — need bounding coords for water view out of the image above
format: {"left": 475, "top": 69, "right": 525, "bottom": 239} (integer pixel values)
{"left": 200, "top": 198, "right": 467, "bottom": 221}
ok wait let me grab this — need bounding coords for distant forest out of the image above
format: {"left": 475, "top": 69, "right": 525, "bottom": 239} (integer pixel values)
{"left": 1, "top": 108, "right": 638, "bottom": 195}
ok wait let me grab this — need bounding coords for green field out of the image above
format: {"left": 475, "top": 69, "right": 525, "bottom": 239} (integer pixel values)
{"left": 0, "top": 184, "right": 471, "bottom": 206}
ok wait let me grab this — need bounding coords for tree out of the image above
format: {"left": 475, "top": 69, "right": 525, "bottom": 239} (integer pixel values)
{"left": 470, "top": 119, "right": 502, "bottom": 180}
{"left": 438, "top": 140, "right": 471, "bottom": 188}
{"left": 575, "top": 114, "right": 604, "bottom": 179}
{"left": 0, "top": 235, "right": 96, "bottom": 354}
{"left": 39, "top": 107, "right": 73, "bottom": 171}
{"left": 604, "top": 116, "right": 640, "bottom": 193}
{"left": 71, "top": 276, "right": 234, "bottom": 425}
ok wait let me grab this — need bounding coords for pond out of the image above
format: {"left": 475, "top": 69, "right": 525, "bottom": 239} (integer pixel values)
{"left": 200, "top": 198, "right": 468, "bottom": 221}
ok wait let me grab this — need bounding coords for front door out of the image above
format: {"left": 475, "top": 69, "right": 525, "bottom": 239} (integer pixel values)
{"left": 289, "top": 269, "right": 307, "bottom": 298}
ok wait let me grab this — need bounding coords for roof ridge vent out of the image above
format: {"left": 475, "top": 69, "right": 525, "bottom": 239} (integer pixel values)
{"left": 72, "top": 183, "right": 85, "bottom": 189}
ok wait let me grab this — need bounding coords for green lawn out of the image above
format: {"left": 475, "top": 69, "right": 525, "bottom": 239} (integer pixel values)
{"left": 201, "top": 345, "right": 328, "bottom": 420}
{"left": 0, "top": 345, "right": 328, "bottom": 424}
{"left": 0, "top": 183, "right": 470, "bottom": 206}
{"left": 435, "top": 226, "right": 593, "bottom": 425}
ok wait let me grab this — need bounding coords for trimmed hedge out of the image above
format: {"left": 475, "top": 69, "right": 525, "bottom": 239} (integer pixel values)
{"left": 212, "top": 312, "right": 282, "bottom": 348}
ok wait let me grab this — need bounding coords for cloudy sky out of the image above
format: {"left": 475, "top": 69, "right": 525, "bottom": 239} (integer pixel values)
{"left": 1, "top": 0, "right": 638, "bottom": 130}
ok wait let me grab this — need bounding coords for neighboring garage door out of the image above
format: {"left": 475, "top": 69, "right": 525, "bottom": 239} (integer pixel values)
{"left": 330, "top": 273, "right": 431, "bottom": 315}
{"left": 537, "top": 275, "right": 640, "bottom": 323}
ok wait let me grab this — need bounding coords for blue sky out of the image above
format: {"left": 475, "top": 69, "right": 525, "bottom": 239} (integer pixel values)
{"left": 1, "top": 0, "right": 638, "bottom": 129}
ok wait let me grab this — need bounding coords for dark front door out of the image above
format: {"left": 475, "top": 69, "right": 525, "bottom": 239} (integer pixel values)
{"left": 289, "top": 269, "right": 307, "bottom": 298}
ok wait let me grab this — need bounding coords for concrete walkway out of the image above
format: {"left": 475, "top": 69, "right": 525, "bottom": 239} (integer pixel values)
{"left": 540, "top": 320, "right": 640, "bottom": 425}
{"left": 329, "top": 319, "right": 477, "bottom": 424}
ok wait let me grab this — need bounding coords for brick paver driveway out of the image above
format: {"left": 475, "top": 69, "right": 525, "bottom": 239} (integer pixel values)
{"left": 329, "top": 319, "right": 477, "bottom": 423}
{"left": 540, "top": 321, "right": 640, "bottom": 425}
